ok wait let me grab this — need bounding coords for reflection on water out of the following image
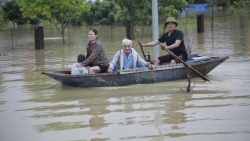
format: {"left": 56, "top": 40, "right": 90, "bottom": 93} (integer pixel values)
{"left": 163, "top": 94, "right": 191, "bottom": 125}
{"left": 0, "top": 10, "right": 250, "bottom": 141}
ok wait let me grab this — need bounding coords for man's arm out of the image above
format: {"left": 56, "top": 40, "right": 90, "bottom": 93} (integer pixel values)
{"left": 160, "top": 40, "right": 182, "bottom": 50}
{"left": 137, "top": 53, "right": 149, "bottom": 67}
{"left": 136, "top": 53, "right": 154, "bottom": 69}
{"left": 109, "top": 51, "right": 120, "bottom": 70}
{"left": 161, "top": 31, "right": 184, "bottom": 50}
{"left": 141, "top": 40, "right": 160, "bottom": 47}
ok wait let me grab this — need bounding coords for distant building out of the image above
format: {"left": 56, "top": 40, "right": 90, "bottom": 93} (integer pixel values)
{"left": 185, "top": 0, "right": 214, "bottom": 15}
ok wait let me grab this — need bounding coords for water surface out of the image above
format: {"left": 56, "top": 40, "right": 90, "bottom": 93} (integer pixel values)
{"left": 0, "top": 12, "right": 250, "bottom": 141}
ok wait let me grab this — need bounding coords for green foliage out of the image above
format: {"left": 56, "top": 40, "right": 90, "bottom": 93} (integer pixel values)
{"left": 19, "top": 0, "right": 91, "bottom": 44}
{"left": 159, "top": 0, "right": 188, "bottom": 11}
{"left": 80, "top": 0, "right": 118, "bottom": 25}
{"left": 163, "top": 5, "right": 178, "bottom": 18}
{"left": 114, "top": 9, "right": 124, "bottom": 24}
{"left": 114, "top": 0, "right": 150, "bottom": 20}
{"left": 113, "top": 0, "right": 152, "bottom": 28}
{"left": 207, "top": 0, "right": 231, "bottom": 7}
{"left": 83, "top": 11, "right": 95, "bottom": 25}
{"left": 206, "top": 0, "right": 249, "bottom": 8}
{"left": 186, "top": 10, "right": 198, "bottom": 18}
{"left": 2, "top": 1, "right": 27, "bottom": 25}
{"left": 229, "top": 0, "right": 250, "bottom": 14}
{"left": 0, "top": 52, "right": 10, "bottom": 56}
{"left": 158, "top": 0, "right": 188, "bottom": 24}
{"left": 2, "top": 1, "right": 20, "bottom": 22}
{"left": 231, "top": 0, "right": 250, "bottom": 8}
{"left": 0, "top": 5, "right": 4, "bottom": 27}
{"left": 114, "top": 0, "right": 135, "bottom": 20}
{"left": 1, "top": 0, "right": 40, "bottom": 26}
{"left": 103, "top": 0, "right": 188, "bottom": 27}
{"left": 19, "top": 0, "right": 91, "bottom": 19}
{"left": 177, "top": 17, "right": 196, "bottom": 29}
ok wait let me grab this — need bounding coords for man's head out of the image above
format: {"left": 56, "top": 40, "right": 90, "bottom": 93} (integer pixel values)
{"left": 122, "top": 38, "right": 132, "bottom": 54}
{"left": 164, "top": 17, "right": 178, "bottom": 31}
{"left": 77, "top": 54, "right": 85, "bottom": 63}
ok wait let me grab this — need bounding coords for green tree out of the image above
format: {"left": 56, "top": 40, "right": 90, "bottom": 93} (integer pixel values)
{"left": 113, "top": 0, "right": 152, "bottom": 30}
{"left": 114, "top": 0, "right": 136, "bottom": 20}
{"left": 162, "top": 5, "right": 178, "bottom": 19}
{"left": 162, "top": 0, "right": 188, "bottom": 11}
{"left": 0, "top": 5, "right": 4, "bottom": 28}
{"left": 158, "top": 0, "right": 188, "bottom": 19}
{"left": 113, "top": 0, "right": 188, "bottom": 29}
{"left": 230, "top": 0, "right": 250, "bottom": 8}
{"left": 154, "top": 0, "right": 188, "bottom": 26}
{"left": 81, "top": 0, "right": 118, "bottom": 26}
{"left": 2, "top": 1, "right": 30, "bottom": 27}
{"left": 134, "top": 0, "right": 151, "bottom": 31}
{"left": 205, "top": 0, "right": 232, "bottom": 8}
{"left": 228, "top": 0, "right": 250, "bottom": 13}
{"left": 19, "top": 0, "right": 91, "bottom": 44}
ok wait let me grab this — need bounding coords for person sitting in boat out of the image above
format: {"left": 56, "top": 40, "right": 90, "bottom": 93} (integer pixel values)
{"left": 139, "top": 17, "right": 188, "bottom": 66}
{"left": 71, "top": 54, "right": 88, "bottom": 75}
{"left": 76, "top": 29, "right": 109, "bottom": 74}
{"left": 107, "top": 38, "right": 154, "bottom": 73}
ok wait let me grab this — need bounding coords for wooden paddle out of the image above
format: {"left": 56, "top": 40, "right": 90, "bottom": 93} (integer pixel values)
{"left": 160, "top": 43, "right": 210, "bottom": 82}
{"left": 138, "top": 40, "right": 147, "bottom": 60}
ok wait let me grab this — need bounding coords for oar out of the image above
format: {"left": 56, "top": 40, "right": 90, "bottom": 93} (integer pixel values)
{"left": 138, "top": 40, "right": 147, "bottom": 60}
{"left": 160, "top": 43, "right": 210, "bottom": 82}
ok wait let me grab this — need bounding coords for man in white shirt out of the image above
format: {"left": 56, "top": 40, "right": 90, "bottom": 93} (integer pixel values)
{"left": 108, "top": 38, "right": 153, "bottom": 72}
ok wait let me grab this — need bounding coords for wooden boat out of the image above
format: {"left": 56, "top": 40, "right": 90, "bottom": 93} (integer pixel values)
{"left": 42, "top": 54, "right": 229, "bottom": 87}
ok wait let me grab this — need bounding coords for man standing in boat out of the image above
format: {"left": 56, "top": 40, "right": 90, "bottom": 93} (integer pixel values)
{"left": 139, "top": 17, "right": 188, "bottom": 66}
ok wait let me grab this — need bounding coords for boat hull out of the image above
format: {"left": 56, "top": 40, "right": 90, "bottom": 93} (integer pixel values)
{"left": 42, "top": 56, "right": 228, "bottom": 87}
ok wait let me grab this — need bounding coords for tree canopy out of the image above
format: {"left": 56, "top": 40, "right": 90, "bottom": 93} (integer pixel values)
{"left": 1, "top": 0, "right": 247, "bottom": 43}
{"left": 80, "top": 0, "right": 118, "bottom": 25}
{"left": 0, "top": 5, "right": 4, "bottom": 28}
{"left": 19, "top": 0, "right": 91, "bottom": 44}
{"left": 2, "top": 1, "right": 29, "bottom": 26}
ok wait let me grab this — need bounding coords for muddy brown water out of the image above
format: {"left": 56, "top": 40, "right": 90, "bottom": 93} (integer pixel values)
{"left": 0, "top": 13, "right": 250, "bottom": 141}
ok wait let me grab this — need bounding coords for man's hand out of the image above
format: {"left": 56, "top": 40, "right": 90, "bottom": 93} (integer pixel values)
{"left": 138, "top": 40, "right": 144, "bottom": 47}
{"left": 148, "top": 64, "right": 154, "bottom": 69}
{"left": 159, "top": 43, "right": 166, "bottom": 50}
{"left": 107, "top": 68, "right": 113, "bottom": 73}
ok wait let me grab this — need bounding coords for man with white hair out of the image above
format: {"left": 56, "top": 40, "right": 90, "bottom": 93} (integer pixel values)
{"left": 108, "top": 38, "right": 154, "bottom": 72}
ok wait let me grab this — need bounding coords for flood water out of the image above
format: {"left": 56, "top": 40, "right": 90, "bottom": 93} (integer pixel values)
{"left": 1, "top": 12, "right": 250, "bottom": 141}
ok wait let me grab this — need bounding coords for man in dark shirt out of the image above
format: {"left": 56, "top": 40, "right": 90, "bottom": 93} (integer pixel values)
{"left": 140, "top": 17, "right": 188, "bottom": 66}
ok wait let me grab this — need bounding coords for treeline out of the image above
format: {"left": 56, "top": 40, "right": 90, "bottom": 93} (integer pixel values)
{"left": 1, "top": 0, "right": 249, "bottom": 44}
{"left": 2, "top": 0, "right": 249, "bottom": 27}
{"left": 0, "top": 0, "right": 190, "bottom": 27}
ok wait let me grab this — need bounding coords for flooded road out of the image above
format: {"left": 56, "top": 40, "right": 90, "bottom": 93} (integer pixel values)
{"left": 0, "top": 13, "right": 250, "bottom": 140}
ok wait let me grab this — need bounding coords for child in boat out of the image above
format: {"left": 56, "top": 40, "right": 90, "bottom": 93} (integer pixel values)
{"left": 71, "top": 54, "right": 89, "bottom": 75}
